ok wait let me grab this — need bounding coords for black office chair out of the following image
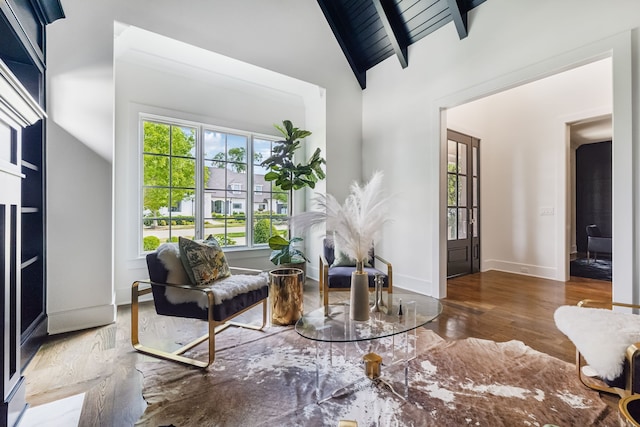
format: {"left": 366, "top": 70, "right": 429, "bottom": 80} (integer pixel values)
{"left": 586, "top": 224, "right": 612, "bottom": 262}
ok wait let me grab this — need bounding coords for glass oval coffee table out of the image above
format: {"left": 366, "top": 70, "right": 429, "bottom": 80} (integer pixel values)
{"left": 296, "top": 292, "right": 442, "bottom": 342}
{"left": 295, "top": 292, "right": 443, "bottom": 401}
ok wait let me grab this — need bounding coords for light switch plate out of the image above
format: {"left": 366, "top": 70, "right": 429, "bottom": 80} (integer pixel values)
{"left": 540, "top": 207, "right": 554, "bottom": 216}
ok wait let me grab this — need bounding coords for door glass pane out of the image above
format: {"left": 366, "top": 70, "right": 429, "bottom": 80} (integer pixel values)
{"left": 458, "top": 142, "right": 467, "bottom": 174}
{"left": 473, "top": 177, "right": 478, "bottom": 207}
{"left": 458, "top": 176, "right": 467, "bottom": 207}
{"left": 473, "top": 208, "right": 478, "bottom": 237}
{"left": 458, "top": 208, "right": 467, "bottom": 239}
{"left": 472, "top": 146, "right": 478, "bottom": 177}
{"left": 447, "top": 140, "right": 457, "bottom": 172}
{"left": 448, "top": 174, "right": 457, "bottom": 206}
{"left": 447, "top": 208, "right": 457, "bottom": 240}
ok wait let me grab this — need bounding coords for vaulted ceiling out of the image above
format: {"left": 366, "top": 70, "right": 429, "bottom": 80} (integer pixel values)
{"left": 317, "top": 0, "right": 486, "bottom": 89}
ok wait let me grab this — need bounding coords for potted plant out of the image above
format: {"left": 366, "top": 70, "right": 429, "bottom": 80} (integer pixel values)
{"left": 261, "top": 120, "right": 325, "bottom": 273}
{"left": 267, "top": 235, "right": 309, "bottom": 275}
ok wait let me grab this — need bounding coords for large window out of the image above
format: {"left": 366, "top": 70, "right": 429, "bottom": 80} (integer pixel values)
{"left": 141, "top": 117, "right": 287, "bottom": 252}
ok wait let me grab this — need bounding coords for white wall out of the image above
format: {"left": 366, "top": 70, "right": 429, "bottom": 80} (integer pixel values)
{"left": 447, "top": 59, "right": 612, "bottom": 280}
{"left": 363, "top": 0, "right": 640, "bottom": 302}
{"left": 45, "top": 0, "right": 362, "bottom": 333}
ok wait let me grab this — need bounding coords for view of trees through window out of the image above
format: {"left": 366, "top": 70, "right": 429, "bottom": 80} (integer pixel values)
{"left": 141, "top": 118, "right": 288, "bottom": 252}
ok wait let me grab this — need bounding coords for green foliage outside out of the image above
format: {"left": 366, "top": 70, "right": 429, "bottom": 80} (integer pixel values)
{"left": 143, "top": 236, "right": 161, "bottom": 251}
{"left": 254, "top": 219, "right": 278, "bottom": 244}
{"left": 142, "top": 122, "right": 210, "bottom": 217}
{"left": 211, "top": 147, "right": 263, "bottom": 173}
{"left": 211, "top": 234, "right": 236, "bottom": 246}
{"left": 143, "top": 216, "right": 195, "bottom": 227}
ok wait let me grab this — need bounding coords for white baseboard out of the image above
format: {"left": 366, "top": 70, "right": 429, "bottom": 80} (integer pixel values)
{"left": 306, "top": 264, "right": 319, "bottom": 282}
{"left": 482, "top": 259, "right": 557, "bottom": 280}
{"left": 392, "top": 273, "right": 433, "bottom": 296}
{"left": 47, "top": 304, "right": 116, "bottom": 335}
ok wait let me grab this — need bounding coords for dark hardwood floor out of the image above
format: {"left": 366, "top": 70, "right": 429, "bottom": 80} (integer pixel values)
{"left": 23, "top": 271, "right": 612, "bottom": 426}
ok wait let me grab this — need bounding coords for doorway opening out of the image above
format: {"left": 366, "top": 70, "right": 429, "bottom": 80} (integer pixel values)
{"left": 569, "top": 120, "right": 613, "bottom": 281}
{"left": 444, "top": 57, "right": 612, "bottom": 287}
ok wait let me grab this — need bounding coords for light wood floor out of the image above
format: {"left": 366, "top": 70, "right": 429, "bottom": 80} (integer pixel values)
{"left": 23, "top": 271, "right": 612, "bottom": 426}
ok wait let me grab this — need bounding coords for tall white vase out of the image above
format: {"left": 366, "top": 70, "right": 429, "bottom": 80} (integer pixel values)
{"left": 350, "top": 270, "right": 370, "bottom": 321}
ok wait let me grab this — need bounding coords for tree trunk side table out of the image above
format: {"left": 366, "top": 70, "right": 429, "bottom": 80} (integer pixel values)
{"left": 269, "top": 268, "right": 304, "bottom": 326}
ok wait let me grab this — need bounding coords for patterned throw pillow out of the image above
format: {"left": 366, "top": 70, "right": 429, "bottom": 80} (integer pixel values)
{"left": 179, "top": 236, "right": 231, "bottom": 286}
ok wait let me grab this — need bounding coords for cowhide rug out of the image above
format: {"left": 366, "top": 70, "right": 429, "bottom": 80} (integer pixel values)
{"left": 135, "top": 327, "right": 618, "bottom": 426}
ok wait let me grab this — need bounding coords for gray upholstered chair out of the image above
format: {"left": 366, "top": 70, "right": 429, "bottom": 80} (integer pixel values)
{"left": 319, "top": 237, "right": 392, "bottom": 311}
{"left": 131, "top": 247, "right": 268, "bottom": 368}
{"left": 586, "top": 224, "right": 612, "bottom": 262}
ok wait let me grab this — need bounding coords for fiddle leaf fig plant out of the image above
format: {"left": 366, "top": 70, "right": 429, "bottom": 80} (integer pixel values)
{"left": 261, "top": 120, "right": 325, "bottom": 266}
{"left": 261, "top": 120, "right": 326, "bottom": 191}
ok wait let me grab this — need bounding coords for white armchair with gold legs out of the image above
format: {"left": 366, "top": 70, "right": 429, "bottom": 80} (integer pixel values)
{"left": 554, "top": 299, "right": 640, "bottom": 398}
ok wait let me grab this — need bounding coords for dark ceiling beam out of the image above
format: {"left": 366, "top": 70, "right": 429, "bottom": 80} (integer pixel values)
{"left": 372, "top": 0, "right": 409, "bottom": 69}
{"left": 33, "top": 0, "right": 65, "bottom": 24}
{"left": 446, "top": 0, "right": 468, "bottom": 40}
{"left": 317, "top": 0, "right": 367, "bottom": 89}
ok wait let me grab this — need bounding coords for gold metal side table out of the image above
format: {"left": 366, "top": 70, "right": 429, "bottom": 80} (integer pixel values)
{"left": 269, "top": 267, "right": 304, "bottom": 326}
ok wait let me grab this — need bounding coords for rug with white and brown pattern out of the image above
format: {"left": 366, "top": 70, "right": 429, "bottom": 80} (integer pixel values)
{"left": 136, "top": 326, "right": 617, "bottom": 426}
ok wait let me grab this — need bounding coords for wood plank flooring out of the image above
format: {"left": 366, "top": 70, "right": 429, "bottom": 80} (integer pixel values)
{"left": 22, "top": 271, "right": 612, "bottom": 426}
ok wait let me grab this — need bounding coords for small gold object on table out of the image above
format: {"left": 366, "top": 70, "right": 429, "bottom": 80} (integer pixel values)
{"left": 363, "top": 352, "right": 382, "bottom": 379}
{"left": 269, "top": 268, "right": 304, "bottom": 326}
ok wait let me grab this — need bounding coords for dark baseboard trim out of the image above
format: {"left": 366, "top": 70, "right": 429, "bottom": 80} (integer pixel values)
{"left": 1, "top": 375, "right": 27, "bottom": 427}
{"left": 21, "top": 314, "right": 47, "bottom": 370}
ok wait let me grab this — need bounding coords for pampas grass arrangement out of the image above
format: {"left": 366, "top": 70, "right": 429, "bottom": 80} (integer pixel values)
{"left": 293, "top": 170, "right": 391, "bottom": 273}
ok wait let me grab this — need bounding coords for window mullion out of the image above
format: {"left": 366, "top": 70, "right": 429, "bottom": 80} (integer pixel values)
{"left": 194, "top": 126, "right": 204, "bottom": 239}
{"left": 247, "top": 135, "right": 254, "bottom": 248}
